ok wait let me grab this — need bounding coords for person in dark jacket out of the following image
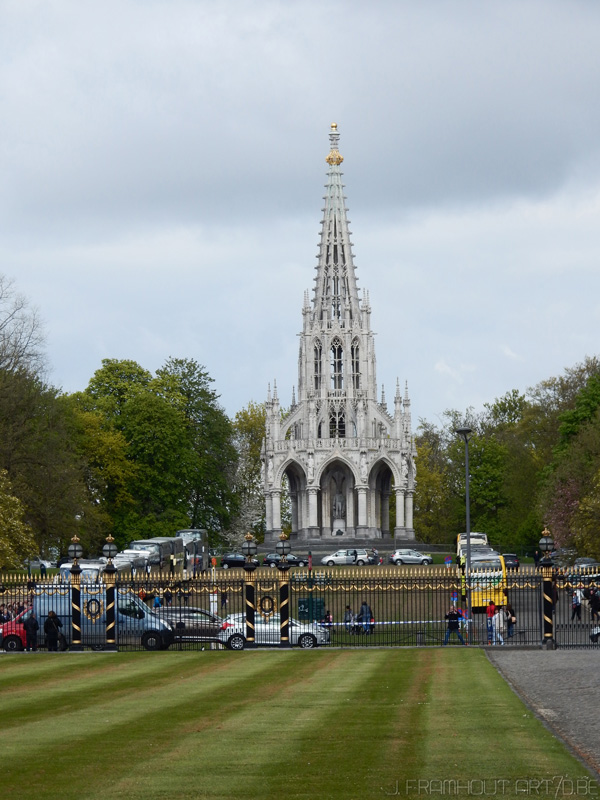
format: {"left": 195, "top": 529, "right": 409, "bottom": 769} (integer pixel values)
{"left": 443, "top": 606, "right": 466, "bottom": 645}
{"left": 358, "top": 600, "right": 373, "bottom": 634}
{"left": 44, "top": 610, "right": 63, "bottom": 651}
{"left": 23, "top": 612, "right": 40, "bottom": 651}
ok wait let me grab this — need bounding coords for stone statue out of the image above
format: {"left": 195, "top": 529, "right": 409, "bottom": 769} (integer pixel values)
{"left": 333, "top": 492, "right": 346, "bottom": 518}
{"left": 267, "top": 456, "right": 274, "bottom": 484}
{"left": 307, "top": 452, "right": 314, "bottom": 481}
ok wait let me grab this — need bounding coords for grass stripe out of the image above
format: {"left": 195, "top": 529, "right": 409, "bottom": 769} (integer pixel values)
{"left": 0, "top": 650, "right": 594, "bottom": 800}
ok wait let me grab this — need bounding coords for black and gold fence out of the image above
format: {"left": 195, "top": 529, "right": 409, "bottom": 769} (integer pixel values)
{"left": 1, "top": 565, "right": 598, "bottom": 651}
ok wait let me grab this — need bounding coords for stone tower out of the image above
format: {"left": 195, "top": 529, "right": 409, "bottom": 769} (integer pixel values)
{"left": 263, "top": 124, "right": 416, "bottom": 545}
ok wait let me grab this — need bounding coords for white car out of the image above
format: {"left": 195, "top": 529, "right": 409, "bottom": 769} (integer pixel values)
{"left": 389, "top": 549, "right": 433, "bottom": 566}
{"left": 218, "top": 613, "right": 330, "bottom": 650}
{"left": 320, "top": 549, "right": 370, "bottom": 566}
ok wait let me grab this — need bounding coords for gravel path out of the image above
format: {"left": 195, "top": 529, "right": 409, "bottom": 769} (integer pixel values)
{"left": 487, "top": 650, "right": 600, "bottom": 779}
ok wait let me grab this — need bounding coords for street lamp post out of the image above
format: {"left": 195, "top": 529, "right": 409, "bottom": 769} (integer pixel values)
{"left": 67, "top": 534, "right": 84, "bottom": 652}
{"left": 538, "top": 528, "right": 555, "bottom": 649}
{"left": 102, "top": 534, "right": 118, "bottom": 651}
{"left": 276, "top": 534, "right": 292, "bottom": 648}
{"left": 242, "top": 533, "right": 258, "bottom": 649}
{"left": 455, "top": 427, "right": 473, "bottom": 622}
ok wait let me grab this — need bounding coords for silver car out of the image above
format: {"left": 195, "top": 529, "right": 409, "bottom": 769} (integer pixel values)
{"left": 321, "top": 549, "right": 370, "bottom": 566}
{"left": 389, "top": 549, "right": 433, "bottom": 565}
{"left": 218, "top": 613, "right": 330, "bottom": 650}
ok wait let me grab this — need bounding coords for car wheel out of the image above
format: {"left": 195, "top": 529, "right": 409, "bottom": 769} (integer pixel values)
{"left": 327, "top": 560, "right": 335, "bottom": 566}
{"left": 227, "top": 633, "right": 245, "bottom": 651}
{"left": 395, "top": 559, "right": 404, "bottom": 565}
{"left": 2, "top": 635, "right": 23, "bottom": 652}
{"left": 421, "top": 560, "right": 431, "bottom": 565}
{"left": 298, "top": 561, "right": 306, "bottom": 567}
{"left": 141, "top": 631, "right": 162, "bottom": 651}
{"left": 269, "top": 561, "right": 277, "bottom": 568}
{"left": 356, "top": 559, "right": 365, "bottom": 566}
{"left": 298, "top": 634, "right": 317, "bottom": 649}
{"left": 222, "top": 563, "right": 229, "bottom": 569}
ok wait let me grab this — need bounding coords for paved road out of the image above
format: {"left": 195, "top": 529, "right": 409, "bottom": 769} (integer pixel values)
{"left": 487, "top": 650, "right": 600, "bottom": 779}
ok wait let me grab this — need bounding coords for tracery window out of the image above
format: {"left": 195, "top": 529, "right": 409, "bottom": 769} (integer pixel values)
{"left": 330, "top": 338, "right": 343, "bottom": 390}
{"left": 351, "top": 340, "right": 360, "bottom": 389}
{"left": 329, "top": 407, "right": 346, "bottom": 438}
{"left": 314, "top": 341, "right": 322, "bottom": 390}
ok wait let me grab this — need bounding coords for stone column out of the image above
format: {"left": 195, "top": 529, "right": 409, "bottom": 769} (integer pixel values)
{"left": 395, "top": 488, "right": 405, "bottom": 528}
{"left": 405, "top": 491, "right": 414, "bottom": 530}
{"left": 357, "top": 487, "right": 368, "bottom": 529}
{"left": 308, "top": 487, "right": 320, "bottom": 535}
{"left": 271, "top": 489, "right": 282, "bottom": 533}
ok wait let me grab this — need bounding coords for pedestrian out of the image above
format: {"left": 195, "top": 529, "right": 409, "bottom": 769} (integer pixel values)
{"left": 153, "top": 594, "right": 162, "bottom": 610}
{"left": 443, "top": 606, "right": 466, "bottom": 645}
{"left": 589, "top": 588, "right": 600, "bottom": 622}
{"left": 492, "top": 607, "right": 505, "bottom": 645}
{"left": 163, "top": 588, "right": 172, "bottom": 607}
{"left": 344, "top": 605, "right": 355, "bottom": 634}
{"left": 571, "top": 586, "right": 583, "bottom": 622}
{"left": 533, "top": 550, "right": 540, "bottom": 568}
{"left": 44, "top": 610, "right": 63, "bottom": 651}
{"left": 505, "top": 603, "right": 516, "bottom": 639}
{"left": 40, "top": 562, "right": 47, "bottom": 578}
{"left": 221, "top": 591, "right": 228, "bottom": 611}
{"left": 358, "top": 599, "right": 373, "bottom": 634}
{"left": 486, "top": 600, "right": 496, "bottom": 644}
{"left": 23, "top": 612, "right": 40, "bottom": 651}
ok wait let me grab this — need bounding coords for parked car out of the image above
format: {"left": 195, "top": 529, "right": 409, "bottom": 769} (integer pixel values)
{"left": 320, "top": 549, "right": 371, "bottom": 566}
{"left": 388, "top": 549, "right": 433, "bottom": 566}
{"left": 502, "top": 553, "right": 520, "bottom": 572}
{"left": 220, "top": 552, "right": 260, "bottom": 569}
{"left": 262, "top": 553, "right": 308, "bottom": 568}
{"left": 218, "top": 612, "right": 330, "bottom": 650}
{"left": 158, "top": 606, "right": 222, "bottom": 642}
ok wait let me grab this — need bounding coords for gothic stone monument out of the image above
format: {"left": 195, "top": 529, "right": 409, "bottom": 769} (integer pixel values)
{"left": 263, "top": 124, "right": 416, "bottom": 545}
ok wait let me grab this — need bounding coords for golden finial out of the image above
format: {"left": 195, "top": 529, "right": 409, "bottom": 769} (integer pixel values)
{"left": 326, "top": 122, "right": 343, "bottom": 166}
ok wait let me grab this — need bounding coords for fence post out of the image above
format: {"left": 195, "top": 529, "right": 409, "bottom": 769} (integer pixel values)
{"left": 243, "top": 563, "right": 257, "bottom": 649}
{"left": 278, "top": 563, "right": 291, "bottom": 647}
{"left": 541, "top": 560, "right": 555, "bottom": 649}
{"left": 103, "top": 562, "right": 118, "bottom": 651}
{"left": 70, "top": 561, "right": 84, "bottom": 652}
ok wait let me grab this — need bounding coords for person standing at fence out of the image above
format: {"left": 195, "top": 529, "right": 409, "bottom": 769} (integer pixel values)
{"left": 505, "top": 603, "right": 516, "bottom": 638}
{"left": 44, "top": 611, "right": 62, "bottom": 651}
{"left": 443, "top": 606, "right": 466, "bottom": 645}
{"left": 486, "top": 600, "right": 496, "bottom": 645}
{"left": 23, "top": 612, "right": 40, "bottom": 651}
{"left": 492, "top": 606, "right": 505, "bottom": 645}
{"left": 589, "top": 588, "right": 600, "bottom": 622}
{"left": 571, "top": 586, "right": 583, "bottom": 622}
{"left": 344, "top": 605, "right": 355, "bottom": 634}
{"left": 358, "top": 599, "right": 373, "bottom": 634}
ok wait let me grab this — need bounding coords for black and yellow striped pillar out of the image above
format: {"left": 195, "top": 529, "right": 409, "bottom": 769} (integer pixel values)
{"left": 103, "top": 562, "right": 118, "bottom": 651}
{"left": 243, "top": 562, "right": 257, "bottom": 648}
{"left": 70, "top": 562, "right": 84, "bottom": 652}
{"left": 541, "top": 560, "right": 555, "bottom": 649}
{"left": 278, "top": 562, "right": 291, "bottom": 647}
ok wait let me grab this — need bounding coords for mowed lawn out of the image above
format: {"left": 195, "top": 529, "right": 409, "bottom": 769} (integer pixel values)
{"left": 0, "top": 649, "right": 592, "bottom": 800}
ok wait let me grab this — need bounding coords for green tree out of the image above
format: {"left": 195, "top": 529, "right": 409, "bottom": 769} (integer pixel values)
{"left": 230, "top": 401, "right": 266, "bottom": 542}
{"left": 0, "top": 469, "right": 38, "bottom": 567}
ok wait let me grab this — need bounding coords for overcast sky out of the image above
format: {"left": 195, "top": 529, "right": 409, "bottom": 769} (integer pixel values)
{"left": 3, "top": 1, "right": 600, "bottom": 428}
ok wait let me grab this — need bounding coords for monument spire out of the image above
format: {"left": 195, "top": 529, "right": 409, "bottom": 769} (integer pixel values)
{"left": 312, "top": 123, "right": 361, "bottom": 325}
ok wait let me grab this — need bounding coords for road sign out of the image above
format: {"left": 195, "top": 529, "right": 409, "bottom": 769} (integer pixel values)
{"left": 445, "top": 556, "right": 453, "bottom": 568}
